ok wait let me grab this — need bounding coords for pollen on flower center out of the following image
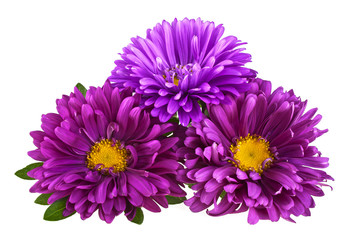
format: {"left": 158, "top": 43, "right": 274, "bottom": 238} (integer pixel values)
{"left": 86, "top": 139, "right": 128, "bottom": 173}
{"left": 163, "top": 64, "right": 193, "bottom": 86}
{"left": 230, "top": 134, "right": 273, "bottom": 173}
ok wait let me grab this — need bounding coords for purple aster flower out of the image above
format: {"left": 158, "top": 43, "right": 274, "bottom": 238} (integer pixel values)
{"left": 178, "top": 78, "right": 333, "bottom": 224}
{"left": 108, "top": 18, "right": 256, "bottom": 126}
{"left": 27, "top": 81, "right": 186, "bottom": 223}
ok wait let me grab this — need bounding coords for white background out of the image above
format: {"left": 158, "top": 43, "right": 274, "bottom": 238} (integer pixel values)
{"left": 1, "top": 0, "right": 345, "bottom": 239}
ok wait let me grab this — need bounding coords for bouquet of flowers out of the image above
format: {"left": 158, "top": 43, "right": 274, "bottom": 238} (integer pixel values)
{"left": 15, "top": 18, "right": 333, "bottom": 225}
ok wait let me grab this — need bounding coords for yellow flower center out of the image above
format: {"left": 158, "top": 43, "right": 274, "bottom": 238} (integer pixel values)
{"left": 230, "top": 134, "right": 273, "bottom": 173}
{"left": 86, "top": 139, "right": 128, "bottom": 173}
{"left": 162, "top": 74, "right": 180, "bottom": 86}
{"left": 173, "top": 75, "right": 179, "bottom": 86}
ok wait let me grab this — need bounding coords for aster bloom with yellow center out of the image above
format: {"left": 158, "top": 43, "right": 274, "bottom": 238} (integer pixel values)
{"left": 108, "top": 18, "right": 256, "bottom": 126}
{"left": 27, "top": 81, "right": 186, "bottom": 223}
{"left": 178, "top": 78, "right": 333, "bottom": 224}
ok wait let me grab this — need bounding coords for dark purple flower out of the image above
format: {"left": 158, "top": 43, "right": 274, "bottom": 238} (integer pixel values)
{"left": 178, "top": 78, "right": 333, "bottom": 224}
{"left": 108, "top": 18, "right": 256, "bottom": 126}
{"left": 27, "top": 81, "right": 186, "bottom": 223}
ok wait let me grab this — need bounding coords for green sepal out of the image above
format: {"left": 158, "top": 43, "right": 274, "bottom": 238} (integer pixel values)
{"left": 167, "top": 113, "right": 179, "bottom": 124}
{"left": 220, "top": 190, "right": 226, "bottom": 199}
{"left": 198, "top": 100, "right": 206, "bottom": 112}
{"left": 186, "top": 183, "right": 195, "bottom": 189}
{"left": 76, "top": 83, "right": 87, "bottom": 97}
{"left": 35, "top": 193, "right": 52, "bottom": 205}
{"left": 43, "top": 197, "right": 75, "bottom": 221}
{"left": 131, "top": 207, "right": 144, "bottom": 225}
{"left": 164, "top": 113, "right": 179, "bottom": 137}
{"left": 165, "top": 195, "right": 187, "bottom": 205}
{"left": 203, "top": 108, "right": 210, "bottom": 118}
{"left": 15, "top": 162, "right": 43, "bottom": 180}
{"left": 198, "top": 100, "right": 209, "bottom": 118}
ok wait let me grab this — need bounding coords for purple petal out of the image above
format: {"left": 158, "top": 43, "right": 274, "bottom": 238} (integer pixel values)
{"left": 114, "top": 196, "right": 126, "bottom": 212}
{"left": 127, "top": 185, "right": 144, "bottom": 207}
{"left": 154, "top": 96, "right": 170, "bottom": 108}
{"left": 186, "top": 198, "right": 209, "bottom": 212}
{"left": 224, "top": 183, "right": 240, "bottom": 193}
{"left": 247, "top": 182, "right": 261, "bottom": 199}
{"left": 207, "top": 196, "right": 236, "bottom": 216}
{"left": 142, "top": 197, "right": 161, "bottom": 212}
{"left": 213, "top": 165, "right": 236, "bottom": 183}
{"left": 81, "top": 104, "right": 100, "bottom": 142}
{"left": 277, "top": 144, "right": 304, "bottom": 158}
{"left": 136, "top": 140, "right": 161, "bottom": 156}
{"left": 236, "top": 168, "right": 248, "bottom": 180}
{"left": 95, "top": 177, "right": 112, "bottom": 204}
{"left": 194, "top": 166, "right": 217, "bottom": 182}
{"left": 204, "top": 178, "right": 221, "bottom": 192}
{"left": 247, "top": 207, "right": 259, "bottom": 224}
{"left": 126, "top": 171, "right": 155, "bottom": 197}
{"left": 28, "top": 149, "right": 45, "bottom": 161}
{"left": 54, "top": 127, "right": 90, "bottom": 151}
{"left": 167, "top": 98, "right": 180, "bottom": 114}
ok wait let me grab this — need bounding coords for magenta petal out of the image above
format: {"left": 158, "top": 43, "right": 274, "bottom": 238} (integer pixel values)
{"left": 204, "top": 178, "right": 221, "bottom": 193}
{"left": 136, "top": 140, "right": 161, "bottom": 155}
{"left": 266, "top": 204, "right": 280, "bottom": 222}
{"left": 114, "top": 196, "right": 126, "bottom": 212}
{"left": 117, "top": 172, "right": 128, "bottom": 196}
{"left": 69, "top": 189, "right": 86, "bottom": 203}
{"left": 194, "top": 166, "right": 217, "bottom": 182}
{"left": 188, "top": 198, "right": 209, "bottom": 212}
{"left": 158, "top": 137, "right": 179, "bottom": 153}
{"left": 247, "top": 182, "right": 261, "bottom": 199}
{"left": 247, "top": 207, "right": 259, "bottom": 224}
{"left": 142, "top": 197, "right": 161, "bottom": 212}
{"left": 127, "top": 185, "right": 143, "bottom": 207}
{"left": 81, "top": 104, "right": 99, "bottom": 142}
{"left": 200, "top": 188, "right": 219, "bottom": 205}
{"left": 102, "top": 198, "right": 114, "bottom": 214}
{"left": 277, "top": 144, "right": 304, "bottom": 158}
{"left": 236, "top": 168, "right": 248, "bottom": 180}
{"left": 249, "top": 171, "right": 261, "bottom": 180}
{"left": 151, "top": 196, "right": 168, "bottom": 208}
{"left": 126, "top": 171, "right": 155, "bottom": 197}
{"left": 54, "top": 127, "right": 90, "bottom": 151}
{"left": 213, "top": 165, "right": 236, "bottom": 182}
{"left": 28, "top": 149, "right": 45, "bottom": 161}
{"left": 95, "top": 177, "right": 112, "bottom": 204}
{"left": 207, "top": 196, "right": 234, "bottom": 216}
{"left": 116, "top": 96, "right": 136, "bottom": 138}
{"left": 274, "top": 194, "right": 294, "bottom": 210}
{"left": 224, "top": 183, "right": 239, "bottom": 193}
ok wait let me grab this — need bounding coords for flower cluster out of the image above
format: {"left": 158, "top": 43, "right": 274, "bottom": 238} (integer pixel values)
{"left": 178, "top": 78, "right": 332, "bottom": 224}
{"left": 16, "top": 18, "right": 332, "bottom": 225}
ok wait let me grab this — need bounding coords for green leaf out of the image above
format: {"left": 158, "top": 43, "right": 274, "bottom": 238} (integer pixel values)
{"left": 131, "top": 207, "right": 144, "bottom": 225}
{"left": 198, "top": 100, "right": 206, "bottom": 112}
{"left": 76, "top": 83, "right": 87, "bottom": 97}
{"left": 167, "top": 113, "right": 179, "bottom": 124}
{"left": 186, "top": 183, "right": 195, "bottom": 189}
{"left": 165, "top": 195, "right": 187, "bottom": 205}
{"left": 15, "top": 162, "right": 43, "bottom": 180}
{"left": 35, "top": 193, "right": 52, "bottom": 205}
{"left": 43, "top": 197, "right": 75, "bottom": 221}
